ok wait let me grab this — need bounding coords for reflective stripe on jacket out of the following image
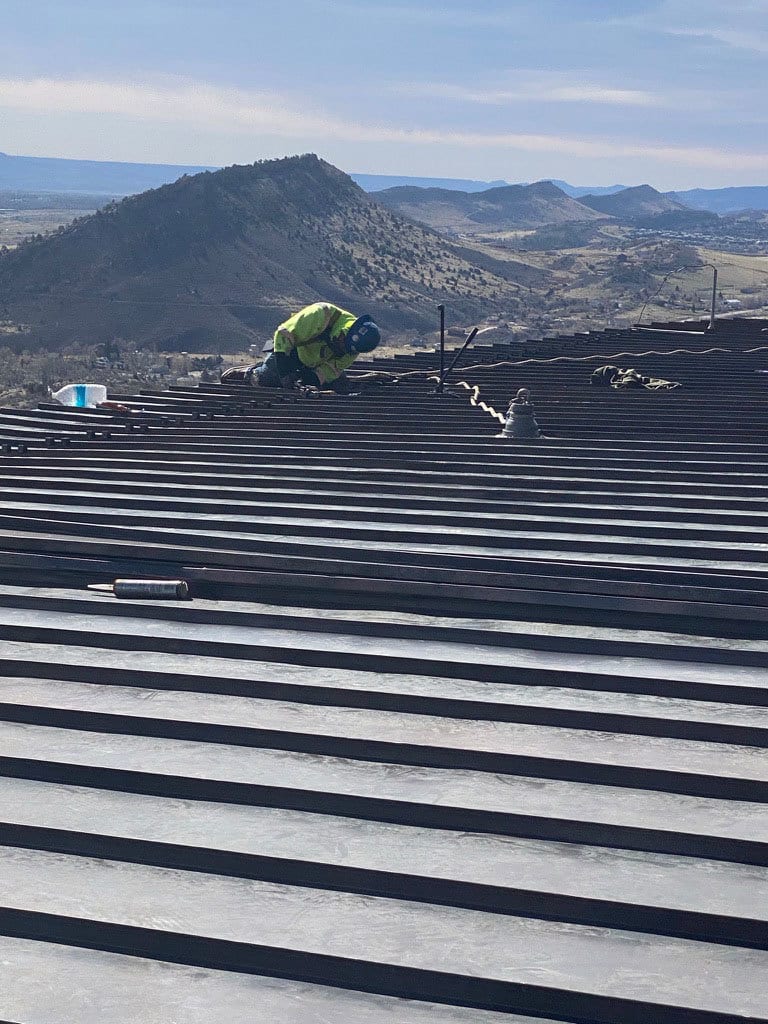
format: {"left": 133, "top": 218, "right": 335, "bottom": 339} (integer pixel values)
{"left": 273, "top": 302, "right": 358, "bottom": 384}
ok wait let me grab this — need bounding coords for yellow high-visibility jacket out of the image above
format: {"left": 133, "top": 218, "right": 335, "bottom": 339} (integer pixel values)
{"left": 273, "top": 302, "right": 359, "bottom": 384}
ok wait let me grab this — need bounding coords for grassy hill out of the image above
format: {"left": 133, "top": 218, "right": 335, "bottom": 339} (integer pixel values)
{"left": 0, "top": 155, "right": 540, "bottom": 352}
{"left": 671, "top": 186, "right": 768, "bottom": 214}
{"left": 578, "top": 185, "right": 685, "bottom": 221}
{"left": 3, "top": 155, "right": 765, "bottom": 367}
{"left": 371, "top": 181, "right": 606, "bottom": 234}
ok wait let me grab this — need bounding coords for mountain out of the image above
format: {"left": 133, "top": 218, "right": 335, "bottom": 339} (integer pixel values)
{"left": 578, "top": 184, "right": 686, "bottom": 221}
{"left": 3, "top": 151, "right": 767, "bottom": 215}
{"left": 351, "top": 174, "right": 509, "bottom": 193}
{"left": 0, "top": 152, "right": 216, "bottom": 196}
{"left": 548, "top": 180, "right": 628, "bottom": 198}
{"left": 371, "top": 180, "right": 606, "bottom": 233}
{"left": 0, "top": 156, "right": 625, "bottom": 200}
{"left": 353, "top": 176, "right": 628, "bottom": 196}
{"left": 0, "top": 155, "right": 533, "bottom": 352}
{"left": 671, "top": 186, "right": 768, "bottom": 214}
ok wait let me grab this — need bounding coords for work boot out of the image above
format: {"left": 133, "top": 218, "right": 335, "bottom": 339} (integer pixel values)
{"left": 220, "top": 364, "right": 256, "bottom": 386}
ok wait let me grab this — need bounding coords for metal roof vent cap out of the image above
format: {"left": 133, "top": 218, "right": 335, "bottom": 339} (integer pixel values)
{"left": 499, "top": 388, "right": 542, "bottom": 440}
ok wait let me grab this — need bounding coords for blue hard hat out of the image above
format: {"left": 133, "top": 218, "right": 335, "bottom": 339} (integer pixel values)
{"left": 345, "top": 315, "right": 381, "bottom": 354}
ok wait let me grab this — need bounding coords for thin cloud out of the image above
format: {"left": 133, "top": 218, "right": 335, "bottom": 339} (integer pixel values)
{"left": 317, "top": 1, "right": 521, "bottom": 28}
{"left": 369, "top": 128, "right": 768, "bottom": 172}
{"left": 615, "top": 0, "right": 768, "bottom": 54}
{"left": 0, "top": 77, "right": 322, "bottom": 134}
{"left": 394, "top": 81, "right": 661, "bottom": 107}
{"left": 1, "top": 75, "right": 767, "bottom": 172}
{"left": 547, "top": 86, "right": 657, "bottom": 104}
{"left": 664, "top": 25, "right": 768, "bottom": 54}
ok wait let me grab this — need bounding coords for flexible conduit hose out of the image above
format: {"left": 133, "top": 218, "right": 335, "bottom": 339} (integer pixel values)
{"left": 348, "top": 344, "right": 768, "bottom": 383}
{"left": 441, "top": 380, "right": 506, "bottom": 424}
{"left": 346, "top": 343, "right": 768, "bottom": 426}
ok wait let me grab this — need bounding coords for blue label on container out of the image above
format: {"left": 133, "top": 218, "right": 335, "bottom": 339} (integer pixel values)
{"left": 75, "top": 384, "right": 87, "bottom": 407}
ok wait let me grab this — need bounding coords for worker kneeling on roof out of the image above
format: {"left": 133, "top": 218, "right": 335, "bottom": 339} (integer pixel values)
{"left": 222, "top": 302, "right": 381, "bottom": 393}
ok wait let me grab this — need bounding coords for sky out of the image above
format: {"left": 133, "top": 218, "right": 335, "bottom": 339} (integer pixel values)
{"left": 0, "top": 0, "right": 767, "bottom": 189}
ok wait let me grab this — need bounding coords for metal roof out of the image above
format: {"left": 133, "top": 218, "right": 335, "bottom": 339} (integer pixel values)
{"left": 0, "top": 318, "right": 766, "bottom": 1023}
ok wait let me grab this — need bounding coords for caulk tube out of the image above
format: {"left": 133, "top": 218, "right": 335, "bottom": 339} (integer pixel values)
{"left": 88, "top": 579, "right": 190, "bottom": 598}
{"left": 113, "top": 579, "right": 189, "bottom": 598}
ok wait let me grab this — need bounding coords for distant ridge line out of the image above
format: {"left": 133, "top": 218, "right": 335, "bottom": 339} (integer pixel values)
{"left": 2, "top": 153, "right": 766, "bottom": 212}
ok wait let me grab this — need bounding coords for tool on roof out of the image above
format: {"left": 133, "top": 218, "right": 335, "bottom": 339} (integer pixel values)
{"left": 435, "top": 326, "right": 480, "bottom": 392}
{"left": 88, "top": 579, "right": 190, "bottom": 599}
{"left": 434, "top": 305, "right": 483, "bottom": 393}
{"left": 590, "top": 365, "right": 681, "bottom": 390}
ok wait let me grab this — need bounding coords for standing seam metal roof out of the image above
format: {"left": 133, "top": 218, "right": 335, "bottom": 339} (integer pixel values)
{"left": 0, "top": 318, "right": 766, "bottom": 1023}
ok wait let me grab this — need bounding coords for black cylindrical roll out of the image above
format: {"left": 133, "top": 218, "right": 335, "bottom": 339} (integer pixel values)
{"left": 112, "top": 579, "right": 189, "bottom": 599}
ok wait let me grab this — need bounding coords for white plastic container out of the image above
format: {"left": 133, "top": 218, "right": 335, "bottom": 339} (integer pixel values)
{"left": 51, "top": 383, "right": 108, "bottom": 408}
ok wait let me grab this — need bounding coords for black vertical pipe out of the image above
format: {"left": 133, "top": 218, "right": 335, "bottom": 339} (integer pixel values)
{"left": 437, "top": 304, "right": 446, "bottom": 394}
{"left": 709, "top": 266, "right": 718, "bottom": 332}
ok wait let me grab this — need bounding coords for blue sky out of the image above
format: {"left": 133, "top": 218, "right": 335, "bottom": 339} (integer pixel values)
{"left": 1, "top": 0, "right": 766, "bottom": 188}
